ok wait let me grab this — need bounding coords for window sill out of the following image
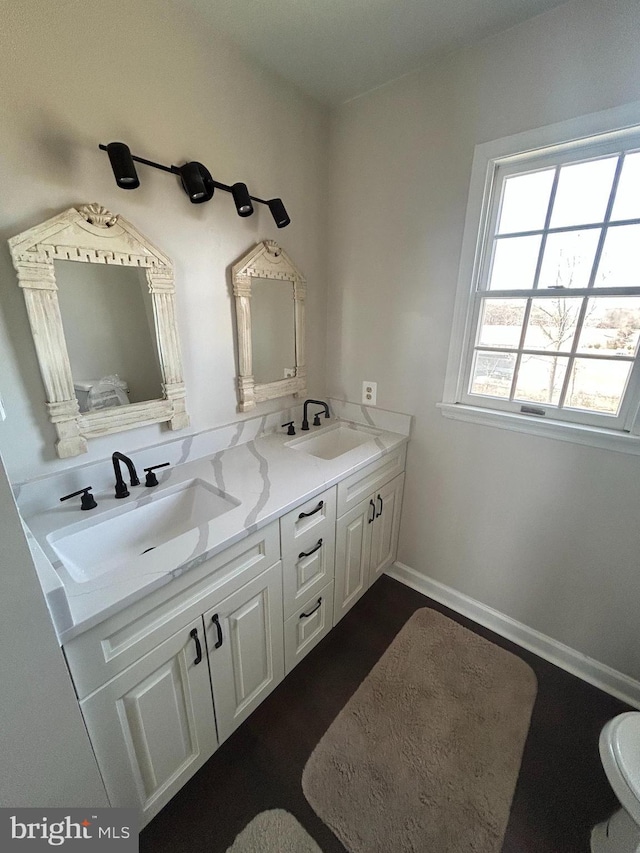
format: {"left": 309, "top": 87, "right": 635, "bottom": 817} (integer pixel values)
{"left": 437, "top": 401, "right": 640, "bottom": 456}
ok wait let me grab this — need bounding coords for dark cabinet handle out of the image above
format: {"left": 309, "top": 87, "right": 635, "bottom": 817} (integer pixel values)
{"left": 300, "top": 597, "right": 322, "bottom": 619}
{"left": 299, "top": 538, "right": 323, "bottom": 559}
{"left": 368, "top": 499, "right": 376, "bottom": 523}
{"left": 211, "top": 614, "right": 223, "bottom": 649}
{"left": 190, "top": 628, "right": 202, "bottom": 665}
{"left": 298, "top": 500, "right": 324, "bottom": 519}
{"left": 376, "top": 495, "right": 383, "bottom": 517}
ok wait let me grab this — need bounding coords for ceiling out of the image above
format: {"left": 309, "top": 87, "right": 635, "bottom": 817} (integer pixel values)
{"left": 188, "top": 0, "right": 570, "bottom": 105}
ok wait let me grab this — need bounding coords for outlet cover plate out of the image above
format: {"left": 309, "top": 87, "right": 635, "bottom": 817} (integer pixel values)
{"left": 362, "top": 381, "right": 377, "bottom": 406}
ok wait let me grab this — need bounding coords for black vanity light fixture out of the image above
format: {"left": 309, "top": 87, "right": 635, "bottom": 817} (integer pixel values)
{"left": 105, "top": 142, "right": 140, "bottom": 190}
{"left": 178, "top": 161, "right": 214, "bottom": 204}
{"left": 99, "top": 141, "right": 289, "bottom": 227}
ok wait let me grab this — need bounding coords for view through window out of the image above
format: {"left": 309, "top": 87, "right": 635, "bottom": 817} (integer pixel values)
{"left": 461, "top": 139, "right": 640, "bottom": 431}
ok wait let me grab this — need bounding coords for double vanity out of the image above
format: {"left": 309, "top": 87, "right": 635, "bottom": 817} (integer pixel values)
{"left": 8, "top": 202, "right": 409, "bottom": 826}
{"left": 21, "top": 409, "right": 409, "bottom": 826}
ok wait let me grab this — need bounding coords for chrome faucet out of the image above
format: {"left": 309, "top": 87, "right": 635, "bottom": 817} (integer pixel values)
{"left": 112, "top": 452, "right": 140, "bottom": 499}
{"left": 301, "top": 399, "right": 330, "bottom": 431}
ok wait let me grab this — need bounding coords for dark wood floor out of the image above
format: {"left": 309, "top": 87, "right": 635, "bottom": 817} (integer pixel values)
{"left": 140, "top": 575, "right": 631, "bottom": 853}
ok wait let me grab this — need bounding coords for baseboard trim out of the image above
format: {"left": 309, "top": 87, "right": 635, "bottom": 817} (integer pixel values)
{"left": 387, "top": 562, "right": 640, "bottom": 710}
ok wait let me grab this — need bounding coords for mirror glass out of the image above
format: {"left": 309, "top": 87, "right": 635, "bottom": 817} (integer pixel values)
{"left": 54, "top": 260, "right": 163, "bottom": 412}
{"left": 250, "top": 277, "right": 296, "bottom": 384}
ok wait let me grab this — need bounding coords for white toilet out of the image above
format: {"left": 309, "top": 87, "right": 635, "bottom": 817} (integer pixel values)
{"left": 592, "top": 712, "right": 640, "bottom": 853}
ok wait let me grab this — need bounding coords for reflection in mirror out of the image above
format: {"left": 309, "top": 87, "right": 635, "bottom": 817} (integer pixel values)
{"left": 54, "top": 261, "right": 163, "bottom": 411}
{"left": 250, "top": 278, "right": 295, "bottom": 384}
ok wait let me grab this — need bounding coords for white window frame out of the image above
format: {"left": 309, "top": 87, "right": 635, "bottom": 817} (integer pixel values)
{"left": 440, "top": 100, "right": 640, "bottom": 456}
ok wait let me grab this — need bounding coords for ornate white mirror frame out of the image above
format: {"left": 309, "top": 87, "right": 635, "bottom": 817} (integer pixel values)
{"left": 9, "top": 203, "right": 190, "bottom": 458}
{"left": 232, "top": 240, "right": 306, "bottom": 411}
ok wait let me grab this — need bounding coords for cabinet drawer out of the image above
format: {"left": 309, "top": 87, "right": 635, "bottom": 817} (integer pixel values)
{"left": 284, "top": 581, "right": 334, "bottom": 675}
{"left": 281, "top": 501, "right": 336, "bottom": 619}
{"left": 336, "top": 445, "right": 406, "bottom": 517}
{"left": 64, "top": 522, "right": 280, "bottom": 699}
{"left": 280, "top": 486, "right": 336, "bottom": 558}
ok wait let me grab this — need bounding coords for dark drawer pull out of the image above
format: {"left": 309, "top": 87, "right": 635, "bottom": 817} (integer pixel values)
{"left": 298, "top": 500, "right": 324, "bottom": 519}
{"left": 300, "top": 597, "right": 322, "bottom": 619}
{"left": 368, "top": 499, "right": 376, "bottom": 523}
{"left": 376, "top": 494, "right": 383, "bottom": 517}
{"left": 190, "top": 628, "right": 202, "bottom": 665}
{"left": 211, "top": 614, "right": 223, "bottom": 649}
{"left": 299, "top": 538, "right": 323, "bottom": 559}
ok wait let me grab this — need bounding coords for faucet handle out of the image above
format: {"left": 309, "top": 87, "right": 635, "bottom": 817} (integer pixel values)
{"left": 60, "top": 486, "right": 97, "bottom": 511}
{"left": 282, "top": 421, "right": 296, "bottom": 436}
{"left": 144, "top": 462, "right": 170, "bottom": 487}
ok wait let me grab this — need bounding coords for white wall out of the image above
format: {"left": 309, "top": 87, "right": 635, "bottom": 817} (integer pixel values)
{"left": 0, "top": 450, "right": 109, "bottom": 807}
{"left": 0, "top": 0, "right": 328, "bottom": 483}
{"left": 327, "top": 0, "right": 640, "bottom": 681}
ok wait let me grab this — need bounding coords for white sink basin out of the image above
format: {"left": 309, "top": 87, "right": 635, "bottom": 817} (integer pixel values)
{"left": 286, "top": 423, "right": 381, "bottom": 460}
{"left": 47, "top": 479, "right": 240, "bottom": 583}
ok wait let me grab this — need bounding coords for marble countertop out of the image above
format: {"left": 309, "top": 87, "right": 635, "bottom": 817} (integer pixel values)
{"left": 24, "top": 420, "right": 408, "bottom": 645}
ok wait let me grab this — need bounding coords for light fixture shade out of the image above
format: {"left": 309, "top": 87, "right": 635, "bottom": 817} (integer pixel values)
{"left": 179, "top": 162, "right": 214, "bottom": 204}
{"left": 268, "top": 198, "right": 290, "bottom": 228}
{"left": 106, "top": 142, "right": 140, "bottom": 189}
{"left": 231, "top": 182, "right": 254, "bottom": 217}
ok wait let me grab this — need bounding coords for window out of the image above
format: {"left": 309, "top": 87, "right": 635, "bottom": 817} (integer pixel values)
{"left": 441, "top": 105, "right": 640, "bottom": 453}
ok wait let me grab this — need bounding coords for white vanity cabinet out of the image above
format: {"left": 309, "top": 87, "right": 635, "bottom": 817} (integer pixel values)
{"left": 80, "top": 561, "right": 285, "bottom": 826}
{"left": 58, "top": 439, "right": 406, "bottom": 828}
{"left": 63, "top": 523, "right": 281, "bottom": 699}
{"left": 64, "top": 523, "right": 283, "bottom": 826}
{"left": 334, "top": 447, "right": 406, "bottom": 624}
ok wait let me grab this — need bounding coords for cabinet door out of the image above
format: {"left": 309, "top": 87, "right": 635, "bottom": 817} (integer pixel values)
{"left": 334, "top": 496, "right": 374, "bottom": 625}
{"left": 79, "top": 616, "right": 217, "bottom": 828}
{"left": 204, "top": 562, "right": 284, "bottom": 744}
{"left": 369, "top": 473, "right": 405, "bottom": 584}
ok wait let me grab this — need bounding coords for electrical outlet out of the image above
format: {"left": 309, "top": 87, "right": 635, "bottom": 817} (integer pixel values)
{"left": 283, "top": 367, "right": 296, "bottom": 378}
{"left": 362, "top": 380, "right": 377, "bottom": 406}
